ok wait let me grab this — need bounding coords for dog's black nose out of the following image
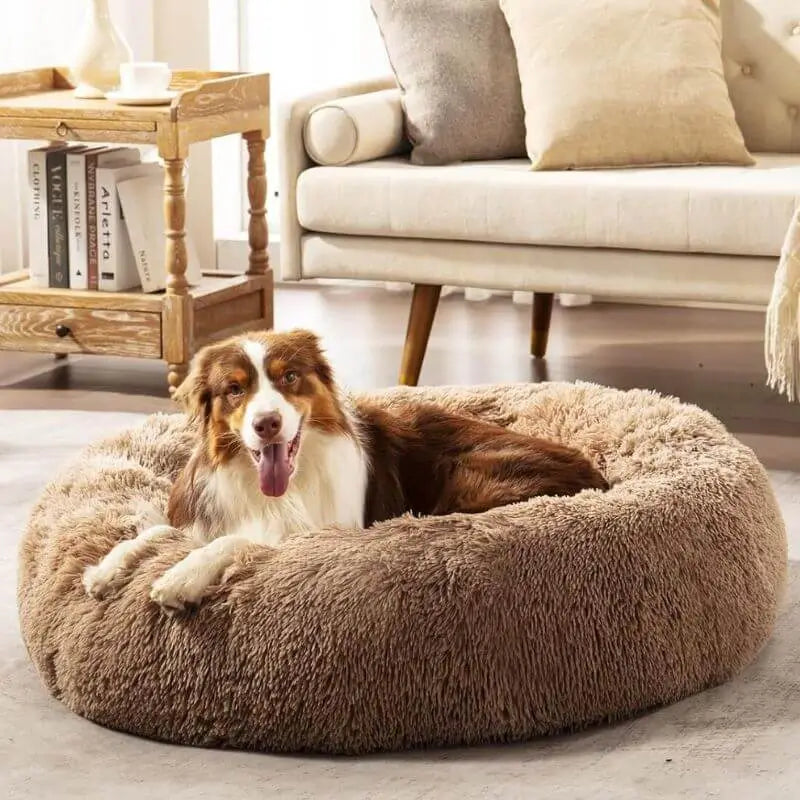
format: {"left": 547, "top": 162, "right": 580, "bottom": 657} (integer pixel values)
{"left": 253, "top": 412, "right": 282, "bottom": 440}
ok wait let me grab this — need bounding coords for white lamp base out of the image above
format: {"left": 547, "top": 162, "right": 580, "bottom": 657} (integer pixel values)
{"left": 73, "top": 83, "right": 107, "bottom": 99}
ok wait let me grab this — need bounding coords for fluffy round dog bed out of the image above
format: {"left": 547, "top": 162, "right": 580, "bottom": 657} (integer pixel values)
{"left": 18, "top": 382, "right": 786, "bottom": 754}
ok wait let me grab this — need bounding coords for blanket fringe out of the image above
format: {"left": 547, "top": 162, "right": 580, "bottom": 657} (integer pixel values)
{"left": 765, "top": 242, "right": 800, "bottom": 403}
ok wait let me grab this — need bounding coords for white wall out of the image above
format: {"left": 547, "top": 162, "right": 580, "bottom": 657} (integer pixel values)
{"left": 243, "top": 0, "right": 389, "bottom": 98}
{"left": 242, "top": 0, "right": 390, "bottom": 228}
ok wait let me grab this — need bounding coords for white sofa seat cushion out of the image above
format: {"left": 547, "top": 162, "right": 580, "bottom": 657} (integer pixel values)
{"left": 297, "top": 154, "right": 800, "bottom": 257}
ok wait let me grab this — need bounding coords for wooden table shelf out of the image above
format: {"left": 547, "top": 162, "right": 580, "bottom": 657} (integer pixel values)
{"left": 0, "top": 66, "right": 273, "bottom": 394}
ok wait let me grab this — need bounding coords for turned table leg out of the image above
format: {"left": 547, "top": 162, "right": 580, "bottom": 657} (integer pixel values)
{"left": 162, "top": 157, "right": 191, "bottom": 395}
{"left": 244, "top": 129, "right": 273, "bottom": 329}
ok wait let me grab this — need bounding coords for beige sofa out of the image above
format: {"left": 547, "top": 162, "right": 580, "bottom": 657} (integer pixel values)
{"left": 279, "top": 0, "right": 800, "bottom": 385}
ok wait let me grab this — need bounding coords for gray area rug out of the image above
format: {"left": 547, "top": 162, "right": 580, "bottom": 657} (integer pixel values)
{"left": 1, "top": 410, "right": 798, "bottom": 800}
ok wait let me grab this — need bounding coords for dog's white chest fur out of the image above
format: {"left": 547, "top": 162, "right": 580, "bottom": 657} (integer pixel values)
{"left": 197, "top": 428, "right": 368, "bottom": 545}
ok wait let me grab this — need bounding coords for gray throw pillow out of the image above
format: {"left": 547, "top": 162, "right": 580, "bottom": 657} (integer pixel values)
{"left": 370, "top": 0, "right": 526, "bottom": 165}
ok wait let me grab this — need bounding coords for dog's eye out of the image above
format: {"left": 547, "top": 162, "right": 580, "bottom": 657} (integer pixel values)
{"left": 283, "top": 370, "right": 299, "bottom": 386}
{"left": 227, "top": 382, "right": 244, "bottom": 397}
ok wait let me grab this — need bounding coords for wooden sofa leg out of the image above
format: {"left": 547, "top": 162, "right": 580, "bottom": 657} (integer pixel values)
{"left": 531, "top": 292, "right": 554, "bottom": 358}
{"left": 399, "top": 284, "right": 442, "bottom": 386}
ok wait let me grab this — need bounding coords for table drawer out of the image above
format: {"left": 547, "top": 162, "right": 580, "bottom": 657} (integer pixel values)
{"left": 0, "top": 304, "right": 161, "bottom": 359}
{"left": 0, "top": 116, "right": 156, "bottom": 145}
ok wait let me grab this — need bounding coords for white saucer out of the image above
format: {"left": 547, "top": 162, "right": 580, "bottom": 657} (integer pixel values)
{"left": 105, "top": 90, "right": 178, "bottom": 106}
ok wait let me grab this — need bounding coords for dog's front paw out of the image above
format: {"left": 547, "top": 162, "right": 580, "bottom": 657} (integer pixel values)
{"left": 150, "top": 560, "right": 213, "bottom": 614}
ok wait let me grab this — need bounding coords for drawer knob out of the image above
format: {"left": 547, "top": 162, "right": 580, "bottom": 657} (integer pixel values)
{"left": 55, "top": 324, "right": 71, "bottom": 338}
{"left": 56, "top": 121, "right": 68, "bottom": 137}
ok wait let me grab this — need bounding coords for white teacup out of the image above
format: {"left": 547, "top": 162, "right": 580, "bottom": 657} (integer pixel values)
{"left": 119, "top": 62, "right": 171, "bottom": 96}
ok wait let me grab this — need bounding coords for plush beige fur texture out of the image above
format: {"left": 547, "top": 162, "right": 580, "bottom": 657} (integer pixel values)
{"left": 17, "top": 383, "right": 786, "bottom": 754}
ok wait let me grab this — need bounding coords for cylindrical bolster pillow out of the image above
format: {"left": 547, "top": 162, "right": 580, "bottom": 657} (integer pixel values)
{"left": 303, "top": 88, "right": 406, "bottom": 166}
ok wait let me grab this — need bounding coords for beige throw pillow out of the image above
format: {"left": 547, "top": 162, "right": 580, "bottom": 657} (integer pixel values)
{"left": 370, "top": 0, "right": 527, "bottom": 165}
{"left": 499, "top": 0, "right": 754, "bottom": 170}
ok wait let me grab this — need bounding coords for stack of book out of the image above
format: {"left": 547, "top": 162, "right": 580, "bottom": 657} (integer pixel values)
{"left": 27, "top": 144, "right": 199, "bottom": 293}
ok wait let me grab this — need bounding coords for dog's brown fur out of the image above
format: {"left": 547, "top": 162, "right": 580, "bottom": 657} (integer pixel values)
{"left": 358, "top": 401, "right": 608, "bottom": 525}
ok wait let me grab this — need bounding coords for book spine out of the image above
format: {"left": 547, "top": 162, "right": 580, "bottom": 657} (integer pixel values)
{"left": 26, "top": 150, "right": 48, "bottom": 287}
{"left": 46, "top": 150, "right": 69, "bottom": 288}
{"left": 67, "top": 150, "right": 89, "bottom": 290}
{"left": 85, "top": 154, "right": 99, "bottom": 290}
{"left": 97, "top": 169, "right": 117, "bottom": 291}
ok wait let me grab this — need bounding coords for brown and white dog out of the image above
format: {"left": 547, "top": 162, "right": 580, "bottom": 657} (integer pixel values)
{"left": 83, "top": 329, "right": 607, "bottom": 612}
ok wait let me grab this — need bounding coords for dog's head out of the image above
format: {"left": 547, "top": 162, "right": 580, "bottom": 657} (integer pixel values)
{"left": 174, "top": 329, "right": 347, "bottom": 497}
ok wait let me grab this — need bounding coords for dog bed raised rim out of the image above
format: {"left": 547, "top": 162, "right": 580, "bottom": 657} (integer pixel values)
{"left": 18, "top": 382, "right": 786, "bottom": 754}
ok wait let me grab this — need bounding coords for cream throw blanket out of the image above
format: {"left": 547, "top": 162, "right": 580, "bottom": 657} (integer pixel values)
{"left": 766, "top": 207, "right": 800, "bottom": 402}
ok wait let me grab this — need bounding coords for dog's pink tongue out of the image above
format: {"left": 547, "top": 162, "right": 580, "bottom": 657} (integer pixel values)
{"left": 258, "top": 442, "right": 291, "bottom": 497}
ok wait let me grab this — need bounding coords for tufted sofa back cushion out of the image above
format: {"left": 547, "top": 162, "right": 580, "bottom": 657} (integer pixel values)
{"left": 722, "top": 0, "right": 800, "bottom": 152}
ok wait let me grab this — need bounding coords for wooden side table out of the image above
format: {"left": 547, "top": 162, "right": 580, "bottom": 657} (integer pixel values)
{"left": 0, "top": 67, "right": 273, "bottom": 394}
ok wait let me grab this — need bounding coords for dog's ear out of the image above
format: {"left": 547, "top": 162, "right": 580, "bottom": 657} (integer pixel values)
{"left": 289, "top": 329, "right": 334, "bottom": 387}
{"left": 313, "top": 346, "right": 335, "bottom": 388}
{"left": 173, "top": 351, "right": 211, "bottom": 423}
{"left": 285, "top": 328, "right": 322, "bottom": 352}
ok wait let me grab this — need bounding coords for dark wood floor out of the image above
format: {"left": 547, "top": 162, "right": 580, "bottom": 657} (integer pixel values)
{"left": 1, "top": 285, "right": 798, "bottom": 469}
